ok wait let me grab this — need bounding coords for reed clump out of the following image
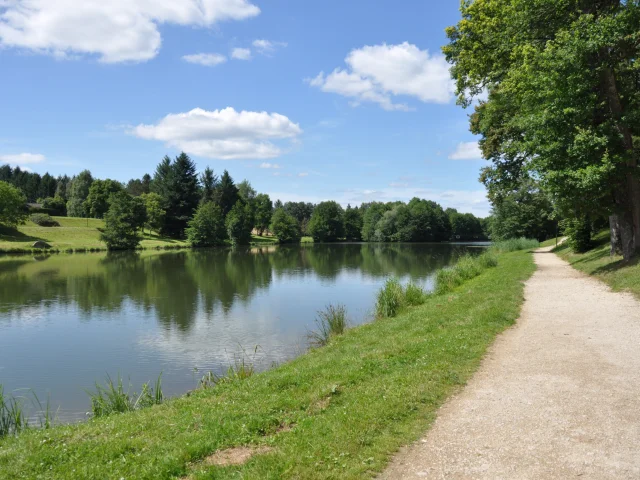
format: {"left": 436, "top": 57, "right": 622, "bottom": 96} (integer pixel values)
{"left": 307, "top": 304, "right": 348, "bottom": 347}
{"left": 86, "top": 373, "right": 163, "bottom": 418}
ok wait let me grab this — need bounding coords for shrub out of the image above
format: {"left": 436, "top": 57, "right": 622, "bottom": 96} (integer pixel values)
{"left": 308, "top": 304, "right": 348, "bottom": 347}
{"left": 40, "top": 196, "right": 67, "bottom": 216}
{"left": 376, "top": 278, "right": 405, "bottom": 318}
{"left": 30, "top": 213, "right": 59, "bottom": 227}
{"left": 270, "top": 209, "right": 301, "bottom": 244}
{"left": 490, "top": 237, "right": 540, "bottom": 252}
{"left": 186, "top": 202, "right": 226, "bottom": 247}
{"left": 562, "top": 217, "right": 592, "bottom": 253}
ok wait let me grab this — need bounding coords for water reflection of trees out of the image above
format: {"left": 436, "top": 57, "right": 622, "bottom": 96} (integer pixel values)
{"left": 0, "top": 244, "right": 476, "bottom": 331}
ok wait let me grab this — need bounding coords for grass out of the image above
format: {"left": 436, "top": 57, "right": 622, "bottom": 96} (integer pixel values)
{"left": 554, "top": 229, "right": 640, "bottom": 298}
{"left": 307, "top": 305, "right": 349, "bottom": 347}
{"left": 375, "top": 278, "right": 406, "bottom": 318}
{"left": 86, "top": 374, "right": 164, "bottom": 418}
{"left": 434, "top": 251, "right": 498, "bottom": 296}
{"left": 0, "top": 217, "right": 278, "bottom": 254}
{"left": 491, "top": 237, "right": 540, "bottom": 253}
{"left": 0, "top": 249, "right": 535, "bottom": 479}
{"left": 0, "top": 387, "right": 55, "bottom": 438}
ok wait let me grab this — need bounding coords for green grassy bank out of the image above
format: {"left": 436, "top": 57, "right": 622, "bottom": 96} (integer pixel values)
{"left": 0, "top": 250, "right": 535, "bottom": 479}
{"left": 0, "top": 217, "right": 278, "bottom": 254}
{"left": 554, "top": 230, "right": 640, "bottom": 298}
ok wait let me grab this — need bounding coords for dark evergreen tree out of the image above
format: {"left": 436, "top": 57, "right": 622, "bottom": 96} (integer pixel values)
{"left": 200, "top": 167, "right": 218, "bottom": 204}
{"left": 216, "top": 170, "right": 240, "bottom": 217}
{"left": 162, "top": 152, "right": 200, "bottom": 238}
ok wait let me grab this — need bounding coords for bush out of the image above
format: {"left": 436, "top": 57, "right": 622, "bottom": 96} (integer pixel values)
{"left": 490, "top": 237, "right": 540, "bottom": 252}
{"left": 186, "top": 202, "right": 226, "bottom": 247}
{"left": 562, "top": 217, "right": 592, "bottom": 253}
{"left": 375, "top": 278, "right": 405, "bottom": 318}
{"left": 270, "top": 209, "right": 301, "bottom": 244}
{"left": 307, "top": 305, "right": 348, "bottom": 347}
{"left": 0, "top": 181, "right": 28, "bottom": 228}
{"left": 40, "top": 196, "right": 67, "bottom": 216}
{"left": 29, "top": 213, "right": 59, "bottom": 227}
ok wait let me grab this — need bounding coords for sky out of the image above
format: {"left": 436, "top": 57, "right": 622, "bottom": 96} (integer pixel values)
{"left": 0, "top": 0, "right": 490, "bottom": 216}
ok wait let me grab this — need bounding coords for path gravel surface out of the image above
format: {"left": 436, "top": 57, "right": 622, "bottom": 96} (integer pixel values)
{"left": 380, "top": 247, "right": 640, "bottom": 479}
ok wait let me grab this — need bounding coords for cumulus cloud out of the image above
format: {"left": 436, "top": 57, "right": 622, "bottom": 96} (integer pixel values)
{"left": 0, "top": 152, "right": 46, "bottom": 164}
{"left": 131, "top": 107, "right": 302, "bottom": 160}
{"left": 259, "top": 162, "right": 281, "bottom": 169}
{"left": 182, "top": 53, "right": 227, "bottom": 66}
{"left": 448, "top": 142, "right": 483, "bottom": 160}
{"left": 308, "top": 42, "right": 454, "bottom": 111}
{"left": 0, "top": 0, "right": 260, "bottom": 63}
{"left": 252, "top": 39, "right": 287, "bottom": 55}
{"left": 231, "top": 47, "right": 252, "bottom": 60}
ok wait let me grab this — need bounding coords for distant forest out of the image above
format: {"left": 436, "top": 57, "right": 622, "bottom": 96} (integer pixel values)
{"left": 0, "top": 155, "right": 488, "bottom": 243}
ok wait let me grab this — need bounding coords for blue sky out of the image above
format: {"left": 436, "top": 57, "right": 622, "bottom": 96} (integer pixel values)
{"left": 0, "top": 0, "right": 489, "bottom": 216}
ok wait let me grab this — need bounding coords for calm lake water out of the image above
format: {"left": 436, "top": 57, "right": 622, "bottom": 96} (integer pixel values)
{"left": 0, "top": 243, "right": 486, "bottom": 422}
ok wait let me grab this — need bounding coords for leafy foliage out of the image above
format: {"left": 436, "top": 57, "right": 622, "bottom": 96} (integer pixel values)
{"left": 270, "top": 208, "right": 301, "bottom": 244}
{"left": 100, "top": 192, "right": 143, "bottom": 250}
{"left": 225, "top": 201, "right": 253, "bottom": 246}
{"left": 253, "top": 193, "right": 273, "bottom": 235}
{"left": 66, "top": 170, "right": 94, "bottom": 217}
{"left": 140, "top": 192, "right": 165, "bottom": 233}
{"left": 308, "top": 201, "right": 345, "bottom": 242}
{"left": 84, "top": 179, "right": 123, "bottom": 219}
{"left": 186, "top": 201, "right": 226, "bottom": 247}
{"left": 0, "top": 181, "right": 28, "bottom": 228}
{"left": 343, "top": 205, "right": 363, "bottom": 241}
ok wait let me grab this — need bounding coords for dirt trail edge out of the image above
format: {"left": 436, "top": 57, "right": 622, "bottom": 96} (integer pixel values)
{"left": 380, "top": 246, "right": 640, "bottom": 479}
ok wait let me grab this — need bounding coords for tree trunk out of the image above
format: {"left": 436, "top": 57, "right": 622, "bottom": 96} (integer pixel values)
{"left": 602, "top": 66, "right": 640, "bottom": 260}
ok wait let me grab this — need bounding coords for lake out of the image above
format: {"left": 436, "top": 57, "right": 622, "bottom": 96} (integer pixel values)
{"left": 0, "top": 243, "right": 486, "bottom": 422}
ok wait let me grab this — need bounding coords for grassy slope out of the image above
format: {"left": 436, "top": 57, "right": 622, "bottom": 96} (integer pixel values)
{"left": 0, "top": 251, "right": 535, "bottom": 480}
{"left": 555, "top": 230, "right": 640, "bottom": 297}
{"left": 0, "top": 217, "right": 278, "bottom": 253}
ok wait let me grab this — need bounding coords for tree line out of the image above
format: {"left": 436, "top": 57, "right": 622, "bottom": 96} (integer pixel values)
{"left": 0, "top": 154, "right": 488, "bottom": 250}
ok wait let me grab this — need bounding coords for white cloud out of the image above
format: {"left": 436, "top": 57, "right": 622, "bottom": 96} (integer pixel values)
{"left": 298, "top": 172, "right": 308, "bottom": 177}
{"left": 0, "top": 0, "right": 260, "bottom": 63}
{"left": 252, "top": 39, "right": 287, "bottom": 55}
{"left": 182, "top": 53, "right": 227, "bottom": 67}
{"left": 131, "top": 107, "right": 302, "bottom": 160}
{"left": 0, "top": 153, "right": 46, "bottom": 164}
{"left": 308, "top": 42, "right": 454, "bottom": 111}
{"left": 231, "top": 47, "right": 252, "bottom": 60}
{"left": 448, "top": 142, "right": 483, "bottom": 160}
{"left": 259, "top": 162, "right": 281, "bottom": 169}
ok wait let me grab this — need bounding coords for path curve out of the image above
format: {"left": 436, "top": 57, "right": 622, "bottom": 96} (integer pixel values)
{"left": 380, "top": 247, "right": 640, "bottom": 479}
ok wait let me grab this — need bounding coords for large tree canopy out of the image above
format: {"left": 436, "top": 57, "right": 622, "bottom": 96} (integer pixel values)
{"left": 445, "top": 0, "right": 640, "bottom": 259}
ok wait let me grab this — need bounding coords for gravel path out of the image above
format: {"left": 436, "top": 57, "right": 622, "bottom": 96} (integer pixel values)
{"left": 380, "top": 247, "right": 640, "bottom": 479}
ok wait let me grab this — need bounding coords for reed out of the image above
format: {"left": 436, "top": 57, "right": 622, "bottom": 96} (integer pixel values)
{"left": 86, "top": 373, "right": 163, "bottom": 418}
{"left": 307, "top": 304, "right": 348, "bottom": 347}
{"left": 375, "top": 278, "right": 405, "bottom": 318}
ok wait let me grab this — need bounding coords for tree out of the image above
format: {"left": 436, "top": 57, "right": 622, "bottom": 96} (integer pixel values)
{"left": 186, "top": 201, "right": 226, "bottom": 247}
{"left": 216, "top": 170, "right": 240, "bottom": 217}
{"left": 225, "top": 201, "right": 253, "bottom": 246}
{"left": 84, "top": 179, "right": 123, "bottom": 218}
{"left": 444, "top": 0, "right": 640, "bottom": 259}
{"left": 274, "top": 199, "right": 283, "bottom": 210}
{"left": 407, "top": 198, "right": 451, "bottom": 242}
{"left": 374, "top": 204, "right": 415, "bottom": 242}
{"left": 55, "top": 175, "right": 70, "bottom": 201}
{"left": 447, "top": 209, "right": 485, "bottom": 241}
{"left": 283, "top": 201, "right": 315, "bottom": 235}
{"left": 41, "top": 196, "right": 67, "bottom": 216}
{"left": 489, "top": 179, "right": 556, "bottom": 241}
{"left": 270, "top": 208, "right": 301, "bottom": 243}
{"left": 254, "top": 193, "right": 273, "bottom": 235}
{"left": 0, "top": 181, "right": 28, "bottom": 228}
{"left": 66, "top": 170, "right": 94, "bottom": 217}
{"left": 343, "top": 205, "right": 363, "bottom": 241}
{"left": 100, "top": 192, "right": 142, "bottom": 250}
{"left": 308, "top": 201, "right": 344, "bottom": 242}
{"left": 238, "top": 180, "right": 257, "bottom": 203}
{"left": 200, "top": 167, "right": 218, "bottom": 204}
{"left": 131, "top": 196, "right": 148, "bottom": 233}
{"left": 140, "top": 192, "right": 165, "bottom": 233}
{"left": 153, "top": 153, "right": 200, "bottom": 238}
{"left": 361, "top": 202, "right": 389, "bottom": 241}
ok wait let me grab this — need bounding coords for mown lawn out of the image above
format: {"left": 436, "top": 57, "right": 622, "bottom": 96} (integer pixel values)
{"left": 554, "top": 230, "right": 640, "bottom": 298}
{"left": 0, "top": 250, "right": 535, "bottom": 480}
{"left": 0, "top": 217, "right": 277, "bottom": 253}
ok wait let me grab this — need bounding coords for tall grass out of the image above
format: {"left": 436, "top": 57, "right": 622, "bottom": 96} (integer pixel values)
{"left": 435, "top": 251, "right": 499, "bottom": 295}
{"left": 307, "top": 304, "right": 348, "bottom": 347}
{"left": 491, "top": 237, "right": 540, "bottom": 253}
{"left": 0, "top": 386, "right": 55, "bottom": 437}
{"left": 198, "top": 346, "right": 261, "bottom": 389}
{"left": 404, "top": 282, "right": 428, "bottom": 306}
{"left": 86, "top": 373, "right": 163, "bottom": 418}
{"left": 375, "top": 278, "right": 405, "bottom": 318}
